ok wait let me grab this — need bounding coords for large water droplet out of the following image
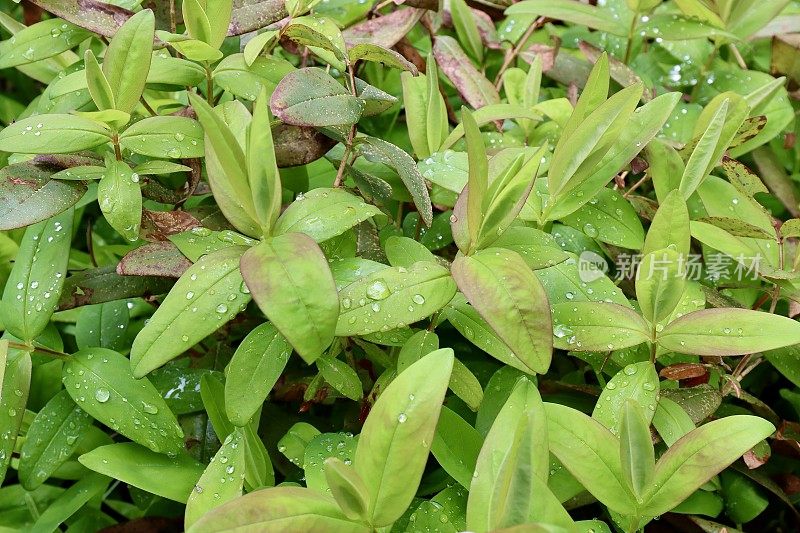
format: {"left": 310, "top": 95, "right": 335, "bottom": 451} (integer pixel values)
{"left": 95, "top": 388, "right": 110, "bottom": 403}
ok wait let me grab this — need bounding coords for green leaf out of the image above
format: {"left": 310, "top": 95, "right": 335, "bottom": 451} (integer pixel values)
{"left": 240, "top": 232, "right": 339, "bottom": 363}
{"left": 182, "top": 0, "right": 213, "bottom": 45}
{"left": 18, "top": 390, "right": 92, "bottom": 490}
{"left": 98, "top": 158, "right": 142, "bottom": 242}
{"left": 0, "top": 162, "right": 86, "bottom": 230}
{"left": 450, "top": 0, "right": 483, "bottom": 63}
{"left": 1, "top": 209, "right": 73, "bottom": 342}
{"left": 678, "top": 100, "right": 728, "bottom": 199}
{"left": 187, "top": 486, "right": 370, "bottom": 532}
{"left": 119, "top": 116, "right": 205, "bottom": 159}
{"left": 348, "top": 43, "right": 418, "bottom": 73}
{"left": 188, "top": 94, "right": 260, "bottom": 237}
{"left": 551, "top": 302, "right": 650, "bottom": 352}
{"left": 131, "top": 246, "right": 250, "bottom": 376}
{"left": 0, "top": 18, "right": 89, "bottom": 69}
{"left": 63, "top": 348, "right": 184, "bottom": 454}
{"left": 0, "top": 350, "right": 31, "bottom": 485}
{"left": 507, "top": 0, "right": 627, "bottom": 35}
{"left": 384, "top": 236, "right": 437, "bottom": 267}
{"left": 79, "top": 442, "right": 204, "bottom": 503}
{"left": 593, "top": 362, "right": 660, "bottom": 434}
{"left": 658, "top": 309, "right": 800, "bottom": 356}
{"left": 247, "top": 90, "right": 282, "bottom": 233}
{"left": 642, "top": 416, "right": 775, "bottom": 517}
{"left": 439, "top": 104, "right": 542, "bottom": 152}
{"left": 642, "top": 190, "right": 690, "bottom": 256}
{"left": 274, "top": 188, "right": 381, "bottom": 242}
{"left": 652, "top": 396, "right": 695, "bottom": 446}
{"left": 316, "top": 354, "right": 363, "bottom": 401}
{"left": 102, "top": 9, "right": 155, "bottom": 113}
{"left": 84, "top": 50, "right": 115, "bottom": 110}
{"left": 356, "top": 136, "right": 433, "bottom": 227}
{"left": 224, "top": 322, "right": 291, "bottom": 426}
{"left": 185, "top": 428, "right": 247, "bottom": 529}
{"left": 619, "top": 399, "right": 656, "bottom": 500}
{"left": 335, "top": 261, "right": 456, "bottom": 336}
{"left": 451, "top": 249, "right": 552, "bottom": 374}
{"left": 467, "top": 378, "right": 558, "bottom": 531}
{"left": 431, "top": 406, "right": 483, "bottom": 489}
{"left": 636, "top": 248, "right": 687, "bottom": 325}
{"left": 270, "top": 67, "right": 363, "bottom": 126}
{"left": 463, "top": 107, "right": 488, "bottom": 251}
{"left": 75, "top": 301, "right": 130, "bottom": 352}
{"left": 0, "top": 114, "right": 110, "bottom": 154}
{"left": 324, "top": 457, "right": 371, "bottom": 521}
{"left": 544, "top": 402, "right": 637, "bottom": 515}
{"left": 30, "top": 473, "right": 109, "bottom": 533}
{"left": 283, "top": 16, "right": 347, "bottom": 68}
{"left": 354, "top": 349, "right": 454, "bottom": 527}
{"left": 243, "top": 30, "right": 278, "bottom": 66}
{"left": 561, "top": 187, "right": 644, "bottom": 249}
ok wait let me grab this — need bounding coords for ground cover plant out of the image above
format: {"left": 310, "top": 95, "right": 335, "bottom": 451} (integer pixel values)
{"left": 2, "top": 0, "right": 800, "bottom": 531}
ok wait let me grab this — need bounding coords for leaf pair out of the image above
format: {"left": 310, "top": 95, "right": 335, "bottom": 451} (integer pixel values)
{"left": 401, "top": 57, "right": 448, "bottom": 159}
{"left": 187, "top": 349, "right": 454, "bottom": 530}
{"left": 548, "top": 397, "right": 774, "bottom": 527}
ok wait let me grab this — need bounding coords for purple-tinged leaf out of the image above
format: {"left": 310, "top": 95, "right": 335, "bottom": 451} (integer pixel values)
{"left": 343, "top": 8, "right": 423, "bottom": 48}
{"left": 0, "top": 162, "right": 86, "bottom": 230}
{"left": 58, "top": 266, "right": 175, "bottom": 310}
{"left": 451, "top": 248, "right": 552, "bottom": 374}
{"left": 117, "top": 242, "right": 192, "bottom": 279}
{"left": 433, "top": 36, "right": 500, "bottom": 110}
{"left": 240, "top": 232, "right": 339, "bottom": 363}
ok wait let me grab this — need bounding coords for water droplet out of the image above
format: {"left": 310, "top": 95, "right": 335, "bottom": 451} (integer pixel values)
{"left": 397, "top": 413, "right": 407, "bottom": 423}
{"left": 95, "top": 388, "right": 110, "bottom": 403}
{"left": 366, "top": 279, "right": 390, "bottom": 300}
{"left": 142, "top": 402, "right": 158, "bottom": 414}
{"left": 412, "top": 294, "right": 425, "bottom": 305}
{"left": 216, "top": 303, "right": 228, "bottom": 314}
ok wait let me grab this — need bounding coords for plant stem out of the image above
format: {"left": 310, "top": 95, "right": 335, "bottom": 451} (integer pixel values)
{"left": 494, "top": 17, "right": 544, "bottom": 90}
{"left": 623, "top": 11, "right": 639, "bottom": 65}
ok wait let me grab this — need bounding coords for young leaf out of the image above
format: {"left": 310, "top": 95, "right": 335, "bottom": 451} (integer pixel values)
{"left": 102, "top": 9, "right": 155, "bottom": 113}
{"left": 619, "top": 399, "right": 656, "bottom": 500}
{"left": 84, "top": 50, "right": 115, "bottom": 110}
{"left": 452, "top": 249, "right": 552, "bottom": 373}
{"left": 224, "top": 322, "right": 291, "bottom": 426}
{"left": 678, "top": 100, "right": 728, "bottom": 198}
{"left": 450, "top": 0, "right": 484, "bottom": 63}
{"left": 324, "top": 457, "right": 371, "bottom": 521}
{"left": 636, "top": 248, "right": 687, "bottom": 326}
{"left": 1, "top": 209, "right": 73, "bottom": 342}
{"left": 642, "top": 190, "right": 690, "bottom": 256}
{"left": 30, "top": 473, "right": 109, "bottom": 533}
{"left": 98, "top": 159, "right": 142, "bottom": 242}
{"left": 467, "top": 378, "right": 553, "bottom": 531}
{"left": 75, "top": 301, "right": 130, "bottom": 352}
{"left": 354, "top": 348, "right": 454, "bottom": 527}
{"left": 131, "top": 246, "right": 251, "bottom": 377}
{"left": 316, "top": 354, "right": 363, "bottom": 401}
{"left": 247, "top": 90, "right": 282, "bottom": 233}
{"left": 240, "top": 232, "right": 339, "bottom": 363}
{"left": 462, "top": 107, "right": 488, "bottom": 250}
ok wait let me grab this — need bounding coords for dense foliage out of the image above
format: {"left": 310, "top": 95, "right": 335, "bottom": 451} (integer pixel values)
{"left": 2, "top": 0, "right": 800, "bottom": 531}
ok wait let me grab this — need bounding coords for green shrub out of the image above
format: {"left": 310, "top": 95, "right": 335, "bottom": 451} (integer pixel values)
{"left": 0, "top": 0, "right": 799, "bottom": 531}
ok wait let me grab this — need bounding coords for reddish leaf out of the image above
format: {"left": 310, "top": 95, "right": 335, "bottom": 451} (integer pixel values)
{"left": 117, "top": 242, "right": 192, "bottom": 278}
{"left": 344, "top": 8, "right": 423, "bottom": 48}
